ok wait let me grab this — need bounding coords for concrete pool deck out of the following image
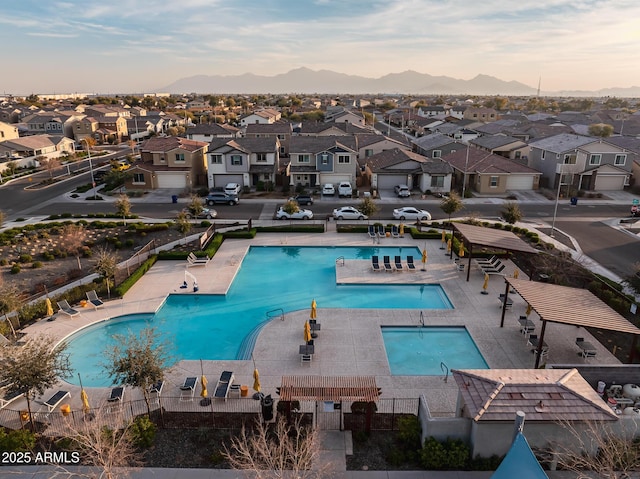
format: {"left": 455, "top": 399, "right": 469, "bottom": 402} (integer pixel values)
{"left": 14, "top": 227, "right": 620, "bottom": 422}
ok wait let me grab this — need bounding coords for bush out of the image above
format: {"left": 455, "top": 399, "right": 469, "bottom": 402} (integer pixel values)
{"left": 420, "top": 437, "right": 448, "bottom": 469}
{"left": 10, "top": 264, "right": 20, "bottom": 274}
{"left": 397, "top": 415, "right": 421, "bottom": 450}
{"left": 130, "top": 415, "right": 157, "bottom": 448}
{"left": 114, "top": 255, "right": 158, "bottom": 297}
{"left": 19, "top": 254, "right": 32, "bottom": 263}
{"left": 32, "top": 261, "right": 43, "bottom": 269}
{"left": 0, "top": 428, "right": 36, "bottom": 452}
{"left": 420, "top": 437, "right": 470, "bottom": 470}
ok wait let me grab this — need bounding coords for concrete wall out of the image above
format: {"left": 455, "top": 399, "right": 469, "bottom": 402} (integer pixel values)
{"left": 418, "top": 395, "right": 471, "bottom": 445}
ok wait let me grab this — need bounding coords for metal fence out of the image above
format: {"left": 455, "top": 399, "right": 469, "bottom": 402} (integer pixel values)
{"left": 114, "top": 239, "right": 156, "bottom": 285}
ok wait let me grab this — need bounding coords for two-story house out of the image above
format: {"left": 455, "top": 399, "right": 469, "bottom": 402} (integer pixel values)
{"left": 470, "top": 134, "right": 529, "bottom": 161}
{"left": 22, "top": 112, "right": 83, "bottom": 138}
{"left": 411, "top": 132, "right": 464, "bottom": 159}
{"left": 245, "top": 122, "right": 292, "bottom": 158}
{"left": 0, "top": 121, "right": 19, "bottom": 141}
{"left": 185, "top": 123, "right": 241, "bottom": 142}
{"left": 528, "top": 133, "right": 635, "bottom": 191}
{"left": 206, "top": 137, "right": 280, "bottom": 190}
{"left": 288, "top": 136, "right": 358, "bottom": 188}
{"left": 464, "top": 107, "right": 498, "bottom": 122}
{"left": 239, "top": 109, "right": 281, "bottom": 127}
{"left": 126, "top": 136, "right": 209, "bottom": 190}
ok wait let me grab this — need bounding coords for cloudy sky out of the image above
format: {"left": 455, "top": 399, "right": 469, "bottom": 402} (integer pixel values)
{"left": 2, "top": 0, "right": 639, "bottom": 95}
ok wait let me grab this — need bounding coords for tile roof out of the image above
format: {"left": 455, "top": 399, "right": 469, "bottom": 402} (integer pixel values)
{"left": 471, "top": 135, "right": 526, "bottom": 150}
{"left": 528, "top": 133, "right": 595, "bottom": 153}
{"left": 443, "top": 147, "right": 540, "bottom": 174}
{"left": 411, "top": 132, "right": 460, "bottom": 150}
{"left": 140, "top": 136, "right": 208, "bottom": 153}
{"left": 289, "top": 135, "right": 357, "bottom": 153}
{"left": 453, "top": 368, "right": 617, "bottom": 422}
{"left": 187, "top": 123, "right": 239, "bottom": 135}
{"left": 245, "top": 121, "right": 292, "bottom": 134}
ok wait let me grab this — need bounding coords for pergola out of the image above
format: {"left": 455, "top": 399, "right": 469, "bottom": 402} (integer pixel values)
{"left": 500, "top": 278, "right": 640, "bottom": 368}
{"left": 452, "top": 223, "right": 540, "bottom": 282}
{"left": 278, "top": 376, "right": 380, "bottom": 402}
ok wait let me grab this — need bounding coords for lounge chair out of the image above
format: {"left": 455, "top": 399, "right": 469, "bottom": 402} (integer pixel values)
{"left": 394, "top": 255, "right": 404, "bottom": 271}
{"left": 86, "top": 290, "right": 104, "bottom": 309}
{"left": 377, "top": 225, "right": 386, "bottom": 238}
{"left": 368, "top": 225, "right": 377, "bottom": 239}
{"left": 107, "top": 386, "right": 125, "bottom": 403}
{"left": 475, "top": 255, "right": 499, "bottom": 266}
{"left": 180, "top": 377, "right": 197, "bottom": 401}
{"left": 44, "top": 390, "right": 70, "bottom": 413}
{"left": 482, "top": 263, "right": 506, "bottom": 275}
{"left": 406, "top": 256, "right": 416, "bottom": 271}
{"left": 0, "top": 387, "right": 21, "bottom": 409}
{"left": 187, "top": 252, "right": 210, "bottom": 267}
{"left": 57, "top": 300, "right": 80, "bottom": 318}
{"left": 371, "top": 255, "right": 381, "bottom": 272}
{"left": 148, "top": 380, "right": 164, "bottom": 406}
{"left": 391, "top": 225, "right": 400, "bottom": 238}
{"left": 576, "top": 337, "right": 597, "bottom": 359}
{"left": 214, "top": 370, "right": 235, "bottom": 401}
{"left": 383, "top": 256, "right": 393, "bottom": 272}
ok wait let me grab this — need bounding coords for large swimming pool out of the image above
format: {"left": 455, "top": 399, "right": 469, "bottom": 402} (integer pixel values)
{"left": 66, "top": 246, "right": 454, "bottom": 386}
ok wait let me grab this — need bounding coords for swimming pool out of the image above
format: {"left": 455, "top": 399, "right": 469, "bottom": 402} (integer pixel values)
{"left": 381, "top": 326, "right": 488, "bottom": 375}
{"left": 66, "top": 246, "right": 454, "bottom": 386}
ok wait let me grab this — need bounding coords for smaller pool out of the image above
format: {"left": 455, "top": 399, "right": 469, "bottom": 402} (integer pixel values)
{"left": 382, "top": 326, "right": 488, "bottom": 375}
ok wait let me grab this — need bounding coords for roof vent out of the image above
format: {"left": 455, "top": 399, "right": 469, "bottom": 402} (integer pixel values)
{"left": 535, "top": 400, "right": 546, "bottom": 412}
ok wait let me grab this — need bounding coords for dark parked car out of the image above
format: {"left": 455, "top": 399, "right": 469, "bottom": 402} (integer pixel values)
{"left": 206, "top": 192, "right": 239, "bottom": 206}
{"left": 290, "top": 195, "right": 314, "bottom": 206}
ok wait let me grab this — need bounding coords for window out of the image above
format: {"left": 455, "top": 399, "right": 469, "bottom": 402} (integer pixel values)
{"left": 231, "top": 155, "right": 242, "bottom": 166}
{"left": 589, "top": 154, "right": 601, "bottom": 165}
{"left": 320, "top": 153, "right": 329, "bottom": 165}
{"left": 277, "top": 134, "right": 285, "bottom": 140}
{"left": 541, "top": 150, "right": 546, "bottom": 160}
{"left": 338, "top": 155, "right": 350, "bottom": 164}
{"left": 430, "top": 176, "right": 444, "bottom": 187}
{"left": 133, "top": 173, "right": 145, "bottom": 184}
{"left": 211, "top": 154, "right": 222, "bottom": 164}
{"left": 515, "top": 151, "right": 521, "bottom": 159}
{"left": 299, "top": 154, "right": 310, "bottom": 163}
{"left": 432, "top": 150, "right": 442, "bottom": 158}
{"left": 490, "top": 176, "right": 499, "bottom": 187}
{"left": 256, "top": 153, "right": 267, "bottom": 162}
{"left": 279, "top": 147, "right": 285, "bottom": 155}
{"left": 365, "top": 149, "right": 373, "bottom": 157}
{"left": 615, "top": 154, "right": 627, "bottom": 166}
{"left": 563, "top": 154, "right": 576, "bottom": 164}
{"left": 175, "top": 153, "right": 185, "bottom": 162}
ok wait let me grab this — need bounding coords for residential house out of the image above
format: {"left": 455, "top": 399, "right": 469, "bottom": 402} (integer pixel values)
{"left": 186, "top": 123, "right": 241, "bottom": 142}
{"left": 470, "top": 135, "right": 529, "bottom": 161}
{"left": 528, "top": 133, "right": 635, "bottom": 191}
{"left": 363, "top": 148, "right": 453, "bottom": 194}
{"left": 288, "top": 136, "right": 358, "bottom": 188}
{"left": 354, "top": 134, "right": 409, "bottom": 159}
{"left": 206, "top": 137, "right": 280, "bottom": 190}
{"left": 0, "top": 121, "right": 19, "bottom": 141}
{"left": 411, "top": 132, "right": 464, "bottom": 159}
{"left": 73, "top": 115, "right": 128, "bottom": 145}
{"left": 127, "top": 136, "right": 209, "bottom": 190}
{"left": 83, "top": 105, "right": 131, "bottom": 118}
{"left": 325, "top": 110, "right": 365, "bottom": 126}
{"left": 607, "top": 136, "right": 640, "bottom": 186}
{"left": 22, "top": 111, "right": 84, "bottom": 138}
{"left": 239, "top": 108, "right": 281, "bottom": 127}
{"left": 245, "top": 122, "right": 292, "bottom": 158}
{"left": 0, "top": 134, "right": 75, "bottom": 162}
{"left": 442, "top": 146, "right": 541, "bottom": 194}
{"left": 298, "top": 121, "right": 371, "bottom": 136}
{"left": 417, "top": 105, "right": 451, "bottom": 119}
{"left": 463, "top": 107, "right": 498, "bottom": 122}
{"left": 125, "top": 117, "right": 154, "bottom": 142}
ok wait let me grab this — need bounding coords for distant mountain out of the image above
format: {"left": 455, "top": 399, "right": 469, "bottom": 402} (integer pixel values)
{"left": 159, "top": 68, "right": 539, "bottom": 95}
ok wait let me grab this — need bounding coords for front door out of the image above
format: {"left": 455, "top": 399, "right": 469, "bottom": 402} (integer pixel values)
{"left": 315, "top": 401, "right": 342, "bottom": 430}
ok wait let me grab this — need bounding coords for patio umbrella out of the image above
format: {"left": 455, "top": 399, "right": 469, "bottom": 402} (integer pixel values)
{"left": 446, "top": 238, "right": 452, "bottom": 254}
{"left": 78, "top": 374, "right": 90, "bottom": 413}
{"left": 513, "top": 269, "right": 520, "bottom": 279}
{"left": 253, "top": 368, "right": 261, "bottom": 393}
{"left": 440, "top": 230, "right": 446, "bottom": 249}
{"left": 45, "top": 298, "right": 53, "bottom": 317}
{"left": 304, "top": 321, "right": 312, "bottom": 343}
{"left": 200, "top": 374, "right": 208, "bottom": 398}
{"left": 421, "top": 248, "right": 428, "bottom": 271}
{"left": 399, "top": 223, "right": 404, "bottom": 236}
{"left": 526, "top": 304, "right": 533, "bottom": 317}
{"left": 310, "top": 299, "right": 317, "bottom": 319}
{"left": 481, "top": 273, "right": 490, "bottom": 294}
{"left": 458, "top": 243, "right": 465, "bottom": 258}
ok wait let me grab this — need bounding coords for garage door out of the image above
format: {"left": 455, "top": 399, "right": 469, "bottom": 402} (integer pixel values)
{"left": 505, "top": 175, "right": 534, "bottom": 191}
{"left": 377, "top": 174, "right": 410, "bottom": 190}
{"left": 320, "top": 175, "right": 351, "bottom": 185}
{"left": 595, "top": 175, "right": 625, "bottom": 191}
{"left": 213, "top": 174, "right": 244, "bottom": 189}
{"left": 156, "top": 172, "right": 187, "bottom": 188}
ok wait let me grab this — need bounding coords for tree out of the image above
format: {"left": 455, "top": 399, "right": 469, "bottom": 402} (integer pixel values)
{"left": 94, "top": 246, "right": 118, "bottom": 298}
{"left": 5, "top": 160, "right": 17, "bottom": 177}
{"left": 39, "top": 157, "right": 61, "bottom": 179}
{"left": 103, "top": 327, "right": 172, "bottom": 415}
{"left": 588, "top": 123, "right": 614, "bottom": 138}
{"left": 0, "top": 335, "right": 72, "bottom": 429}
{"left": 281, "top": 199, "right": 299, "bottom": 216}
{"left": 60, "top": 223, "right": 87, "bottom": 270}
{"left": 187, "top": 194, "right": 204, "bottom": 217}
{"left": 175, "top": 211, "right": 192, "bottom": 241}
{"left": 358, "top": 196, "right": 379, "bottom": 218}
{"left": 501, "top": 202, "right": 523, "bottom": 224}
{"left": 222, "top": 415, "right": 331, "bottom": 479}
{"left": 114, "top": 194, "right": 131, "bottom": 219}
{"left": 439, "top": 192, "right": 464, "bottom": 226}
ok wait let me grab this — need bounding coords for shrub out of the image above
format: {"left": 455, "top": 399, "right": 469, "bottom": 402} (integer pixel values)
{"left": 492, "top": 222, "right": 504, "bottom": 229}
{"left": 0, "top": 428, "right": 36, "bottom": 452}
{"left": 67, "top": 268, "right": 83, "bottom": 280}
{"left": 32, "top": 261, "right": 43, "bottom": 269}
{"left": 42, "top": 251, "right": 55, "bottom": 261}
{"left": 19, "top": 254, "right": 32, "bottom": 263}
{"left": 420, "top": 437, "right": 447, "bottom": 469}
{"left": 114, "top": 255, "right": 158, "bottom": 297}
{"left": 0, "top": 258, "right": 7, "bottom": 266}
{"left": 130, "top": 415, "right": 157, "bottom": 449}
{"left": 350, "top": 401, "right": 377, "bottom": 414}
{"left": 125, "top": 239, "right": 135, "bottom": 247}
{"left": 10, "top": 264, "right": 20, "bottom": 274}
{"left": 396, "top": 415, "right": 421, "bottom": 450}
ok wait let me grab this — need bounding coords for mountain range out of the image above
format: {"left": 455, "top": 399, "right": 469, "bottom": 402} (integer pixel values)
{"left": 158, "top": 68, "right": 640, "bottom": 97}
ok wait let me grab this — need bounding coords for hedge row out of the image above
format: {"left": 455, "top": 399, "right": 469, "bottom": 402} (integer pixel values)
{"left": 114, "top": 255, "right": 158, "bottom": 297}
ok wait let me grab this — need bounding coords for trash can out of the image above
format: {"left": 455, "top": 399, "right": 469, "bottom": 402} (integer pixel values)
{"left": 171, "top": 195, "right": 178, "bottom": 204}
{"left": 570, "top": 197, "right": 578, "bottom": 206}
{"left": 261, "top": 394, "right": 274, "bottom": 421}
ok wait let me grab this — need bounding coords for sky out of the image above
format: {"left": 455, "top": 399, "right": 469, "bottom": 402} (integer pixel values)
{"left": 1, "top": 0, "right": 639, "bottom": 95}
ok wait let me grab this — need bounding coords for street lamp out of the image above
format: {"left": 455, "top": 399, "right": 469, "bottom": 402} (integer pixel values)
{"left": 81, "top": 138, "right": 95, "bottom": 194}
{"left": 461, "top": 144, "right": 470, "bottom": 200}
{"left": 550, "top": 164, "right": 564, "bottom": 238}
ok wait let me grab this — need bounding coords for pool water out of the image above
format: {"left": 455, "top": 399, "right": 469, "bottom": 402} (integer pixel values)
{"left": 66, "top": 246, "right": 454, "bottom": 386}
{"left": 382, "top": 326, "right": 488, "bottom": 375}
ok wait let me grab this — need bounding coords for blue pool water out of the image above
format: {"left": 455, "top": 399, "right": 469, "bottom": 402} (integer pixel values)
{"left": 382, "top": 326, "right": 488, "bottom": 375}
{"left": 66, "top": 246, "right": 454, "bottom": 386}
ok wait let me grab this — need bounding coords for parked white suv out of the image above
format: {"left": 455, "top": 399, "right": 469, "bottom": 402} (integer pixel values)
{"left": 224, "top": 183, "right": 242, "bottom": 195}
{"left": 337, "top": 182, "right": 353, "bottom": 197}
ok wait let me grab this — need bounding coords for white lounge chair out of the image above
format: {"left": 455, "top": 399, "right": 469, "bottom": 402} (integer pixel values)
{"left": 57, "top": 300, "right": 80, "bottom": 318}
{"left": 180, "top": 377, "right": 197, "bottom": 401}
{"left": 187, "top": 252, "right": 210, "bottom": 267}
{"left": 44, "top": 390, "right": 70, "bottom": 413}
{"left": 86, "top": 290, "right": 104, "bottom": 309}
{"left": 214, "top": 371, "right": 235, "bottom": 401}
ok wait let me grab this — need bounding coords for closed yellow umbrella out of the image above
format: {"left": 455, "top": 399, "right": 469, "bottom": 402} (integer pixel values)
{"left": 253, "top": 368, "right": 261, "bottom": 393}
{"left": 81, "top": 389, "right": 90, "bottom": 413}
{"left": 399, "top": 223, "right": 404, "bottom": 236}
{"left": 513, "top": 269, "right": 520, "bottom": 279}
{"left": 304, "top": 321, "right": 312, "bottom": 343}
{"left": 441, "top": 230, "right": 446, "bottom": 243}
{"left": 310, "top": 299, "right": 317, "bottom": 320}
{"left": 45, "top": 298, "right": 53, "bottom": 317}
{"left": 421, "top": 248, "right": 428, "bottom": 271}
{"left": 446, "top": 238, "right": 452, "bottom": 254}
{"left": 526, "top": 304, "right": 533, "bottom": 316}
{"left": 481, "top": 273, "right": 490, "bottom": 294}
{"left": 200, "top": 375, "right": 208, "bottom": 398}
{"left": 458, "top": 243, "right": 465, "bottom": 258}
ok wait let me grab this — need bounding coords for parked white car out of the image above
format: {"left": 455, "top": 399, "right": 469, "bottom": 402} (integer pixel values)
{"left": 394, "top": 185, "right": 411, "bottom": 197}
{"left": 276, "top": 207, "right": 314, "bottom": 220}
{"left": 332, "top": 206, "right": 368, "bottom": 220}
{"left": 392, "top": 207, "right": 431, "bottom": 221}
{"left": 224, "top": 183, "right": 242, "bottom": 195}
{"left": 322, "top": 184, "right": 335, "bottom": 195}
{"left": 338, "top": 182, "right": 353, "bottom": 197}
